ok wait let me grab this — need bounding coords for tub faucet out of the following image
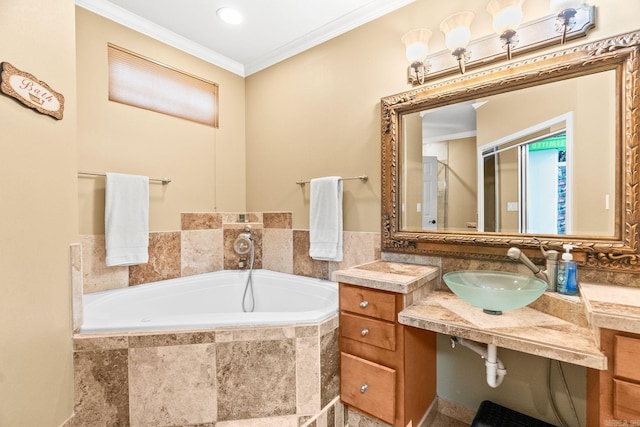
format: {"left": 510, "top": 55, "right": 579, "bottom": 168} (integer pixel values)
{"left": 507, "top": 245, "right": 558, "bottom": 291}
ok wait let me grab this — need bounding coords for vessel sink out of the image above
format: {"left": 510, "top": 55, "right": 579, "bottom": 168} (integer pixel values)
{"left": 443, "top": 270, "right": 547, "bottom": 314}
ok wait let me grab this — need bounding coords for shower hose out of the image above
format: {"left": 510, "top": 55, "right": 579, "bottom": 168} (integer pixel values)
{"left": 241, "top": 237, "right": 255, "bottom": 312}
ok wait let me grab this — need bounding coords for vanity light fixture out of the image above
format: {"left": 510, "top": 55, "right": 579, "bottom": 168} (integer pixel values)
{"left": 440, "top": 11, "right": 475, "bottom": 74}
{"left": 401, "top": 2, "right": 594, "bottom": 86}
{"left": 550, "top": 0, "right": 584, "bottom": 44}
{"left": 487, "top": 0, "right": 525, "bottom": 60}
{"left": 401, "top": 28, "right": 433, "bottom": 85}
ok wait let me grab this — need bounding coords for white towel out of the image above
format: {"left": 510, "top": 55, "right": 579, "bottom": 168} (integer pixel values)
{"left": 105, "top": 172, "right": 149, "bottom": 266}
{"left": 309, "top": 176, "right": 343, "bottom": 261}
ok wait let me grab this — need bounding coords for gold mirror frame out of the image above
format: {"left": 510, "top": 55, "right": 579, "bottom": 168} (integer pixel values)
{"left": 381, "top": 30, "right": 640, "bottom": 271}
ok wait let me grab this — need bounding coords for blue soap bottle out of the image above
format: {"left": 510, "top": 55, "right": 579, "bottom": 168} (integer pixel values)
{"left": 556, "top": 244, "right": 578, "bottom": 296}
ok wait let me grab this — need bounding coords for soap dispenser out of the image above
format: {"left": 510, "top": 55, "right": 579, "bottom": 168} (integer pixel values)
{"left": 556, "top": 244, "right": 578, "bottom": 295}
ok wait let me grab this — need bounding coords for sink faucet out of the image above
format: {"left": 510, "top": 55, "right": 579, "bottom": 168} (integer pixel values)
{"left": 507, "top": 245, "right": 558, "bottom": 291}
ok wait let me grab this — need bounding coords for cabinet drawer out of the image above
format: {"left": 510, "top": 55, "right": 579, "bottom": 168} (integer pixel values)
{"left": 614, "top": 378, "right": 640, "bottom": 420}
{"left": 340, "top": 284, "right": 396, "bottom": 321}
{"left": 340, "top": 312, "right": 396, "bottom": 351}
{"left": 340, "top": 352, "right": 396, "bottom": 425}
{"left": 614, "top": 335, "right": 640, "bottom": 382}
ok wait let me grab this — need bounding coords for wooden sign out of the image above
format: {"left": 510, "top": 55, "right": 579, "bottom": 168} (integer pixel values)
{"left": 0, "top": 62, "right": 64, "bottom": 120}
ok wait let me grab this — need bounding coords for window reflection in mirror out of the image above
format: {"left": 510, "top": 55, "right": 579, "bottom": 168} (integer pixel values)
{"left": 401, "top": 70, "right": 616, "bottom": 237}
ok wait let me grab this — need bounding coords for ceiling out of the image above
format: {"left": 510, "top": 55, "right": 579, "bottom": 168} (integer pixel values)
{"left": 76, "top": 0, "right": 415, "bottom": 77}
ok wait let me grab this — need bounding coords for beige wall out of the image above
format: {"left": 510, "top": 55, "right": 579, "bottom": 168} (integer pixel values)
{"left": 76, "top": 8, "right": 247, "bottom": 234}
{"left": 447, "top": 137, "right": 477, "bottom": 230}
{"left": 477, "top": 72, "right": 616, "bottom": 235}
{"left": 0, "top": 1, "right": 78, "bottom": 425}
{"left": 245, "top": 0, "right": 636, "bottom": 233}
{"left": 402, "top": 112, "right": 423, "bottom": 229}
{"left": 245, "top": 0, "right": 640, "bottom": 423}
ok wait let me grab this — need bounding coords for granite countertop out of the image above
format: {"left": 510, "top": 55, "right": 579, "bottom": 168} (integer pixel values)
{"left": 580, "top": 282, "right": 640, "bottom": 334}
{"left": 332, "top": 260, "right": 439, "bottom": 294}
{"left": 334, "top": 261, "right": 640, "bottom": 370}
{"left": 398, "top": 290, "right": 606, "bottom": 370}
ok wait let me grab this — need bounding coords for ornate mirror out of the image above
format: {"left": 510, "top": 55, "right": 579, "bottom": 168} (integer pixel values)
{"left": 381, "top": 30, "right": 640, "bottom": 271}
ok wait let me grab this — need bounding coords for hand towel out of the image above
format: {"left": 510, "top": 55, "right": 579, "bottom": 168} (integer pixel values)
{"left": 105, "top": 172, "right": 149, "bottom": 266}
{"left": 309, "top": 176, "right": 343, "bottom": 262}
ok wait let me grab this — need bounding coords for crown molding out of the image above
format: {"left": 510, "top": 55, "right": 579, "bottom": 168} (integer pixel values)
{"left": 245, "top": 0, "right": 416, "bottom": 75}
{"left": 76, "top": 0, "right": 415, "bottom": 77}
{"left": 75, "top": 0, "right": 245, "bottom": 76}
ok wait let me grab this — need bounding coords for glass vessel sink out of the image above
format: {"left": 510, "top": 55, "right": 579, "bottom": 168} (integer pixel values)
{"left": 443, "top": 270, "right": 547, "bottom": 315}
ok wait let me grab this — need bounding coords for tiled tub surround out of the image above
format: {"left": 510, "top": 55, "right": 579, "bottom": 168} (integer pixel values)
{"left": 80, "top": 212, "right": 380, "bottom": 295}
{"left": 70, "top": 317, "right": 342, "bottom": 427}
{"left": 70, "top": 211, "right": 373, "bottom": 426}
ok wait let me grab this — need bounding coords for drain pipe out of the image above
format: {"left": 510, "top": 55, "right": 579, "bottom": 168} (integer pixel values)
{"left": 451, "top": 337, "right": 507, "bottom": 388}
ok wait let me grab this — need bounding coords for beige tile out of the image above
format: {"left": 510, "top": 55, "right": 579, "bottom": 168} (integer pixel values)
{"left": 319, "top": 315, "right": 339, "bottom": 337}
{"left": 223, "top": 225, "right": 263, "bottom": 270}
{"left": 296, "top": 336, "right": 320, "bottom": 414}
{"left": 129, "top": 344, "right": 217, "bottom": 426}
{"left": 215, "top": 326, "right": 296, "bottom": 343}
{"left": 346, "top": 408, "right": 392, "bottom": 426}
{"left": 74, "top": 335, "right": 129, "bottom": 352}
{"left": 263, "top": 212, "right": 293, "bottom": 229}
{"left": 129, "top": 331, "right": 216, "bottom": 348}
{"left": 293, "top": 230, "right": 329, "bottom": 280}
{"left": 70, "top": 243, "right": 83, "bottom": 333}
{"left": 216, "top": 415, "right": 299, "bottom": 427}
{"left": 221, "top": 212, "right": 264, "bottom": 224}
{"left": 181, "top": 229, "right": 223, "bottom": 276}
{"left": 80, "top": 234, "right": 128, "bottom": 293}
{"left": 70, "top": 349, "right": 129, "bottom": 426}
{"left": 330, "top": 232, "right": 379, "bottom": 273}
{"left": 263, "top": 228, "right": 293, "bottom": 274}
{"left": 217, "top": 339, "right": 296, "bottom": 420}
{"left": 129, "top": 231, "right": 181, "bottom": 285}
{"left": 296, "top": 325, "right": 319, "bottom": 338}
{"left": 181, "top": 212, "right": 222, "bottom": 230}
{"left": 320, "top": 330, "right": 339, "bottom": 408}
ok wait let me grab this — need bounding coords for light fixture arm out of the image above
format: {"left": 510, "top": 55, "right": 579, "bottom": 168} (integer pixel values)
{"left": 500, "top": 29, "right": 519, "bottom": 60}
{"left": 556, "top": 8, "right": 578, "bottom": 44}
{"left": 451, "top": 47, "right": 471, "bottom": 74}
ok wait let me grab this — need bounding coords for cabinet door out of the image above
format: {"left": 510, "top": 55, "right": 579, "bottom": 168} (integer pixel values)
{"left": 340, "top": 352, "right": 396, "bottom": 425}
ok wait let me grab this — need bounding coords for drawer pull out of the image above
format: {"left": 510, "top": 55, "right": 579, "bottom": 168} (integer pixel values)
{"left": 360, "top": 301, "right": 369, "bottom": 309}
{"left": 361, "top": 328, "right": 369, "bottom": 337}
{"left": 360, "top": 383, "right": 369, "bottom": 393}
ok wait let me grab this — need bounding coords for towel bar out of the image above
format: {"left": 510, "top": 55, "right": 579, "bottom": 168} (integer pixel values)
{"left": 78, "top": 171, "right": 171, "bottom": 185}
{"left": 296, "top": 175, "right": 368, "bottom": 186}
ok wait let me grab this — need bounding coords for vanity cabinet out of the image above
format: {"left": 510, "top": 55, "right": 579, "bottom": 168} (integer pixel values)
{"left": 588, "top": 329, "right": 640, "bottom": 424}
{"left": 339, "top": 283, "right": 436, "bottom": 427}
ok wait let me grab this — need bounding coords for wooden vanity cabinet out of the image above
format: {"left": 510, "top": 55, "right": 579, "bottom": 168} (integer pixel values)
{"left": 587, "top": 329, "right": 640, "bottom": 424}
{"left": 339, "top": 283, "right": 436, "bottom": 427}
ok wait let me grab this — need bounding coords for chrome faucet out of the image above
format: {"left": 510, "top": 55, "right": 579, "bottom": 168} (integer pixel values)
{"left": 507, "top": 244, "right": 558, "bottom": 291}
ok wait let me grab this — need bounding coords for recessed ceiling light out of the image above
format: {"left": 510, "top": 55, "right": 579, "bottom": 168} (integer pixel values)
{"left": 217, "top": 7, "right": 243, "bottom": 25}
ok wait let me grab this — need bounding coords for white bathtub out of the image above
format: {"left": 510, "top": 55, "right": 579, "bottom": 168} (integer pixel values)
{"left": 81, "top": 269, "right": 338, "bottom": 333}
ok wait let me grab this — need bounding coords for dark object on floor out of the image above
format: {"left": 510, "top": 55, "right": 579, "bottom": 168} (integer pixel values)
{"left": 471, "top": 400, "right": 556, "bottom": 427}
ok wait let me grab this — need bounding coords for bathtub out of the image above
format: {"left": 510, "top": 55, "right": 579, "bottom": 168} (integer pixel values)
{"left": 80, "top": 269, "right": 338, "bottom": 333}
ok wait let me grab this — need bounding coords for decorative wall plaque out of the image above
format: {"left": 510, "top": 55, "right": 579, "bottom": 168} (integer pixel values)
{"left": 0, "top": 62, "right": 64, "bottom": 120}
